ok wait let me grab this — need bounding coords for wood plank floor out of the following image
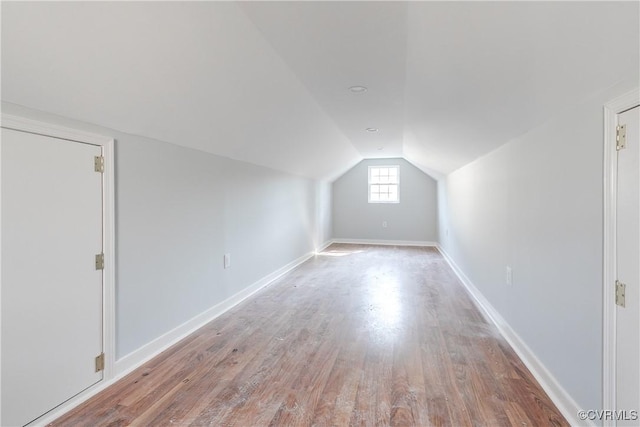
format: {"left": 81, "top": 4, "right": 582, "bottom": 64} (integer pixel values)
{"left": 52, "top": 244, "right": 568, "bottom": 426}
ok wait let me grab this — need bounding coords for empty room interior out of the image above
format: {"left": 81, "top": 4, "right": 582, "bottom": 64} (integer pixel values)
{"left": 1, "top": 1, "right": 639, "bottom": 426}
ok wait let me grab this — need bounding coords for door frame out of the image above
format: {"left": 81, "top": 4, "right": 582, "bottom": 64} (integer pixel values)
{"left": 0, "top": 114, "right": 115, "bottom": 425}
{"left": 603, "top": 89, "right": 640, "bottom": 425}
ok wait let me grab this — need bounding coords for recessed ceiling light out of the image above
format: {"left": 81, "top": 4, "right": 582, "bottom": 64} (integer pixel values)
{"left": 377, "top": 147, "right": 384, "bottom": 151}
{"left": 366, "top": 128, "right": 378, "bottom": 132}
{"left": 349, "top": 86, "right": 368, "bottom": 93}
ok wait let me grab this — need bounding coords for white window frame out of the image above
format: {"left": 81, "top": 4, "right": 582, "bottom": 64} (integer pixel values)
{"left": 368, "top": 165, "right": 400, "bottom": 203}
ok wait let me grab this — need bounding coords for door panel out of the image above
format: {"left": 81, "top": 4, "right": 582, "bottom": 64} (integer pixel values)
{"left": 1, "top": 128, "right": 103, "bottom": 426}
{"left": 616, "top": 105, "right": 640, "bottom": 425}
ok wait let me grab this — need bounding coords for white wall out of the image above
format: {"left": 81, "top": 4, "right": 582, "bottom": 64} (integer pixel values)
{"left": 1, "top": 102, "right": 330, "bottom": 360}
{"left": 332, "top": 158, "right": 438, "bottom": 242}
{"left": 116, "top": 139, "right": 322, "bottom": 358}
{"left": 437, "top": 79, "right": 639, "bottom": 412}
{"left": 315, "top": 180, "right": 333, "bottom": 249}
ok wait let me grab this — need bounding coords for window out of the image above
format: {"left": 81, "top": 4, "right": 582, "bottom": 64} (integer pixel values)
{"left": 368, "top": 165, "right": 399, "bottom": 203}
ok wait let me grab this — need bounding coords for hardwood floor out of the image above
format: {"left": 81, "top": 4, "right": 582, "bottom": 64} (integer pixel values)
{"left": 52, "top": 244, "right": 568, "bottom": 426}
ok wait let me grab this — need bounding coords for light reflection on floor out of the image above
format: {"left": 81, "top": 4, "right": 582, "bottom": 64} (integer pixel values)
{"left": 316, "top": 248, "right": 364, "bottom": 257}
{"left": 364, "top": 272, "right": 404, "bottom": 345}
{"left": 316, "top": 245, "right": 406, "bottom": 345}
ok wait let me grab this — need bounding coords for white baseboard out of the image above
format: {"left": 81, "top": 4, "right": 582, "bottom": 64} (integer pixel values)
{"left": 29, "top": 243, "right": 585, "bottom": 426}
{"left": 28, "top": 250, "right": 316, "bottom": 427}
{"left": 315, "top": 239, "right": 335, "bottom": 253}
{"left": 115, "top": 250, "right": 315, "bottom": 376}
{"left": 332, "top": 238, "right": 438, "bottom": 247}
{"left": 436, "top": 245, "right": 591, "bottom": 427}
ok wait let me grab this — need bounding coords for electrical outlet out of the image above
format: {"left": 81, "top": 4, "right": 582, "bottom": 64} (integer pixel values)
{"left": 224, "top": 253, "right": 231, "bottom": 269}
{"left": 382, "top": 221, "right": 388, "bottom": 228}
{"left": 506, "top": 266, "right": 512, "bottom": 286}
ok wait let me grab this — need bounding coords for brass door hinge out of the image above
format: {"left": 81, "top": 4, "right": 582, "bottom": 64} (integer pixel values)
{"left": 616, "top": 280, "right": 626, "bottom": 307}
{"left": 95, "top": 253, "right": 104, "bottom": 270}
{"left": 616, "top": 124, "right": 627, "bottom": 151}
{"left": 95, "top": 353, "right": 105, "bottom": 372}
{"left": 94, "top": 156, "right": 104, "bottom": 173}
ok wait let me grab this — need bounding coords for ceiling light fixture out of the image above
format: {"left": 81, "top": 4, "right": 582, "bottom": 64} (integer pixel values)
{"left": 366, "top": 128, "right": 378, "bottom": 132}
{"left": 348, "top": 85, "right": 368, "bottom": 93}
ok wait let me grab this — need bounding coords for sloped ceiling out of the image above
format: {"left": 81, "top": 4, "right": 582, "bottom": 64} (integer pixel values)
{"left": 2, "top": 1, "right": 638, "bottom": 180}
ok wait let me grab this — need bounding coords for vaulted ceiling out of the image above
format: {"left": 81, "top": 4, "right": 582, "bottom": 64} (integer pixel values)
{"left": 2, "top": 2, "right": 638, "bottom": 180}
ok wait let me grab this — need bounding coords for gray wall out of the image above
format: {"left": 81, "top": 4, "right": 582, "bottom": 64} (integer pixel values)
{"left": 116, "top": 139, "right": 321, "bottom": 358}
{"left": 437, "top": 80, "right": 638, "bottom": 411}
{"left": 332, "top": 158, "right": 438, "bottom": 242}
{"left": 2, "top": 103, "right": 330, "bottom": 360}
{"left": 315, "top": 180, "right": 333, "bottom": 248}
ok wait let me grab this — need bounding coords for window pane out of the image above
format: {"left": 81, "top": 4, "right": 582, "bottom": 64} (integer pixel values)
{"left": 389, "top": 185, "right": 398, "bottom": 201}
{"left": 389, "top": 167, "right": 398, "bottom": 183}
{"left": 369, "top": 166, "right": 399, "bottom": 203}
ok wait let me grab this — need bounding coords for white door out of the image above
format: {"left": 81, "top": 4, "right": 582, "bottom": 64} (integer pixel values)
{"left": 1, "top": 128, "right": 104, "bottom": 426}
{"left": 616, "top": 105, "right": 640, "bottom": 426}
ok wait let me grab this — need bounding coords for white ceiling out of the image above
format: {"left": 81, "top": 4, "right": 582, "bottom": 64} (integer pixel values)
{"left": 2, "top": 1, "right": 638, "bottom": 180}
